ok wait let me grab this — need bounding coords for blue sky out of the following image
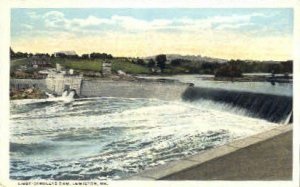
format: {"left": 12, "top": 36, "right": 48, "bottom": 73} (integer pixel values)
{"left": 11, "top": 8, "right": 293, "bottom": 60}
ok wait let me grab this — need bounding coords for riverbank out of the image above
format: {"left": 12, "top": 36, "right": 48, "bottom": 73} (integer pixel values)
{"left": 128, "top": 125, "right": 292, "bottom": 180}
{"left": 202, "top": 74, "right": 293, "bottom": 83}
{"left": 10, "top": 87, "right": 47, "bottom": 100}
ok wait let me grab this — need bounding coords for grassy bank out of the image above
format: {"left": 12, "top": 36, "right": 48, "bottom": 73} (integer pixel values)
{"left": 10, "top": 58, "right": 29, "bottom": 71}
{"left": 11, "top": 58, "right": 150, "bottom": 74}
{"left": 60, "top": 59, "right": 103, "bottom": 72}
{"left": 111, "top": 58, "right": 150, "bottom": 74}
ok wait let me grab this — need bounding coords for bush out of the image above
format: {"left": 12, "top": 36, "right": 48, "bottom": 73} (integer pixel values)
{"left": 215, "top": 64, "right": 243, "bottom": 78}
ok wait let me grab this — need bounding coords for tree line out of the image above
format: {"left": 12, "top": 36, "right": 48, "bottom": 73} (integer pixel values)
{"left": 10, "top": 48, "right": 292, "bottom": 75}
{"left": 10, "top": 48, "right": 114, "bottom": 60}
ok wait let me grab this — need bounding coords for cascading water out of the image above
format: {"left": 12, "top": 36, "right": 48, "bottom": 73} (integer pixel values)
{"left": 67, "top": 90, "right": 76, "bottom": 99}
{"left": 9, "top": 76, "right": 292, "bottom": 180}
{"left": 10, "top": 97, "right": 285, "bottom": 180}
{"left": 62, "top": 90, "right": 69, "bottom": 98}
{"left": 182, "top": 87, "right": 293, "bottom": 123}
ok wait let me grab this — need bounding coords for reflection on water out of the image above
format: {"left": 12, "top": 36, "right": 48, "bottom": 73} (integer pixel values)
{"left": 137, "top": 74, "right": 292, "bottom": 96}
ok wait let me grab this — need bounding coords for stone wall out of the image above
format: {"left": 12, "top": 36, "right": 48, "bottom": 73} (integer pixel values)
{"left": 10, "top": 79, "right": 46, "bottom": 90}
{"left": 81, "top": 80, "right": 188, "bottom": 100}
{"left": 10, "top": 78, "right": 189, "bottom": 100}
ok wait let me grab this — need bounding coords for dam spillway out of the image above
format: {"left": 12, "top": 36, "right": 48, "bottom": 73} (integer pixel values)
{"left": 181, "top": 86, "right": 292, "bottom": 123}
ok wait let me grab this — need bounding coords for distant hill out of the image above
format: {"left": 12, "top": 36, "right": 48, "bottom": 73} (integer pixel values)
{"left": 143, "top": 54, "right": 287, "bottom": 64}
{"left": 143, "top": 54, "right": 228, "bottom": 63}
{"left": 168, "top": 54, "right": 228, "bottom": 63}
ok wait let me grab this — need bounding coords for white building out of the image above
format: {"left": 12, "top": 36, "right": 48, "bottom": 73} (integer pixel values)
{"left": 45, "top": 68, "right": 83, "bottom": 95}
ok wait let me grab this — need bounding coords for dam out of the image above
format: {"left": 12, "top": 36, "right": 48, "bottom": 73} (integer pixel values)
{"left": 182, "top": 87, "right": 292, "bottom": 123}
{"left": 9, "top": 75, "right": 292, "bottom": 180}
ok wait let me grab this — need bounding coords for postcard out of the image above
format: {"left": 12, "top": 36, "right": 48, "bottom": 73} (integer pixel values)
{"left": 0, "top": 1, "right": 299, "bottom": 187}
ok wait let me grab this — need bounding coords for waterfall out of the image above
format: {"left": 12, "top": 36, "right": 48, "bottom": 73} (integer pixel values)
{"left": 284, "top": 111, "right": 293, "bottom": 125}
{"left": 182, "top": 87, "right": 292, "bottom": 123}
{"left": 45, "top": 92, "right": 55, "bottom": 98}
{"left": 62, "top": 90, "right": 69, "bottom": 98}
{"left": 67, "top": 90, "right": 76, "bottom": 99}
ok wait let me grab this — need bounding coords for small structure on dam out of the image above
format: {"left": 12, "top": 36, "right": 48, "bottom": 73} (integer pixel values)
{"left": 45, "top": 64, "right": 83, "bottom": 95}
{"left": 102, "top": 61, "right": 112, "bottom": 77}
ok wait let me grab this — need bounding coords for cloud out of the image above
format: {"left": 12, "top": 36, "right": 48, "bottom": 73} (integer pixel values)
{"left": 12, "top": 10, "right": 292, "bottom": 60}
{"left": 43, "top": 11, "right": 66, "bottom": 28}
{"left": 39, "top": 10, "right": 268, "bottom": 34}
{"left": 27, "top": 11, "right": 39, "bottom": 19}
{"left": 21, "top": 24, "right": 33, "bottom": 30}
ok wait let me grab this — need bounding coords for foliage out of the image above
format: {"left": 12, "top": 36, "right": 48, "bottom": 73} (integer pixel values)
{"left": 170, "top": 59, "right": 182, "bottom": 66}
{"left": 215, "top": 61, "right": 243, "bottom": 77}
{"left": 147, "top": 59, "right": 156, "bottom": 68}
{"left": 10, "top": 58, "right": 29, "bottom": 70}
{"left": 81, "top": 54, "right": 90, "bottom": 59}
{"left": 10, "top": 48, "right": 293, "bottom": 76}
{"left": 155, "top": 54, "right": 167, "bottom": 72}
{"left": 90, "top": 53, "right": 113, "bottom": 59}
{"left": 135, "top": 58, "right": 145, "bottom": 65}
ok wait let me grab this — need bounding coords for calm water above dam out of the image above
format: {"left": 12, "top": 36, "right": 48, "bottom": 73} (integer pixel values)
{"left": 137, "top": 74, "right": 293, "bottom": 96}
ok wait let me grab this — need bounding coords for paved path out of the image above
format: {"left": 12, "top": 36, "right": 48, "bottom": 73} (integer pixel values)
{"left": 162, "top": 130, "right": 292, "bottom": 180}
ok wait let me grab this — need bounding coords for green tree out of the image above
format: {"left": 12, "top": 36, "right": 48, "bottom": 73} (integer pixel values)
{"left": 155, "top": 54, "right": 167, "bottom": 72}
{"left": 10, "top": 47, "right": 15, "bottom": 58}
{"left": 147, "top": 59, "right": 155, "bottom": 68}
{"left": 136, "top": 58, "right": 145, "bottom": 65}
{"left": 215, "top": 60, "right": 243, "bottom": 78}
{"left": 170, "top": 59, "right": 182, "bottom": 66}
{"left": 81, "top": 54, "right": 90, "bottom": 59}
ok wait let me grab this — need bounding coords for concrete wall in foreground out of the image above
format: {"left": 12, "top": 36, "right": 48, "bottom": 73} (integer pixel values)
{"left": 81, "top": 80, "right": 188, "bottom": 100}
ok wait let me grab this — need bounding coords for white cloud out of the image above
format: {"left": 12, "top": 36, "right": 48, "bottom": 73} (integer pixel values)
{"left": 215, "top": 22, "right": 255, "bottom": 30}
{"left": 14, "top": 11, "right": 291, "bottom": 60}
{"left": 43, "top": 11, "right": 66, "bottom": 28}
{"left": 43, "top": 11, "right": 64, "bottom": 19}
{"left": 21, "top": 24, "right": 33, "bottom": 30}
{"left": 27, "top": 11, "right": 39, "bottom": 19}
{"left": 39, "top": 10, "right": 267, "bottom": 33}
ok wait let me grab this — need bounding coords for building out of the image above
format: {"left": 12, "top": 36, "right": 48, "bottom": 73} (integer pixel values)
{"left": 45, "top": 64, "right": 83, "bottom": 95}
{"left": 28, "top": 56, "right": 51, "bottom": 68}
{"left": 102, "top": 61, "right": 112, "bottom": 77}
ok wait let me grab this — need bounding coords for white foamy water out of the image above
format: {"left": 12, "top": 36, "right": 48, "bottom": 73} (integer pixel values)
{"left": 10, "top": 97, "right": 281, "bottom": 180}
